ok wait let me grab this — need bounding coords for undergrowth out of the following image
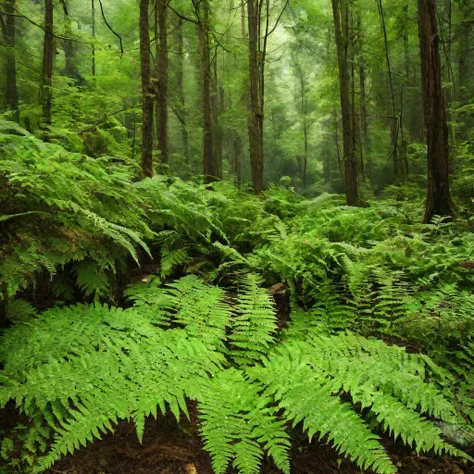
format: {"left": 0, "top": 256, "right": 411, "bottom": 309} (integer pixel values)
{"left": 1, "top": 122, "right": 474, "bottom": 473}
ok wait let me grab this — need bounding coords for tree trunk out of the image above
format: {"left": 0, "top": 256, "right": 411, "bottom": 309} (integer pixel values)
{"left": 59, "top": 0, "right": 82, "bottom": 82}
{"left": 247, "top": 0, "right": 264, "bottom": 193}
{"left": 233, "top": 134, "right": 243, "bottom": 186}
{"left": 92, "top": 0, "right": 96, "bottom": 76}
{"left": 156, "top": 0, "right": 169, "bottom": 165}
{"left": 334, "top": 110, "right": 343, "bottom": 179}
{"left": 331, "top": 0, "right": 358, "bottom": 205}
{"left": 296, "top": 64, "right": 308, "bottom": 189}
{"left": 3, "top": 0, "right": 19, "bottom": 121}
{"left": 199, "top": 0, "right": 219, "bottom": 182}
{"left": 356, "top": 8, "right": 368, "bottom": 181}
{"left": 173, "top": 18, "right": 189, "bottom": 164}
{"left": 418, "top": 0, "right": 454, "bottom": 222}
{"left": 40, "top": 0, "right": 54, "bottom": 130}
{"left": 457, "top": 0, "right": 472, "bottom": 135}
{"left": 139, "top": 0, "right": 154, "bottom": 177}
{"left": 211, "top": 51, "right": 223, "bottom": 178}
{"left": 377, "top": 0, "right": 401, "bottom": 183}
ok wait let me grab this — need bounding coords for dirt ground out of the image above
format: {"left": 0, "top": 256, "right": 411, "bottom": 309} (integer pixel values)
{"left": 45, "top": 412, "right": 473, "bottom": 474}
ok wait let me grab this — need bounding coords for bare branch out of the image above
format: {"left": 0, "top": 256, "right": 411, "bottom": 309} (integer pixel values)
{"left": 97, "top": 0, "right": 124, "bottom": 57}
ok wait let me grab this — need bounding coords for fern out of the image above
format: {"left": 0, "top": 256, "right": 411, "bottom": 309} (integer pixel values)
{"left": 1, "top": 276, "right": 470, "bottom": 474}
{"left": 229, "top": 274, "right": 278, "bottom": 365}
{"left": 199, "top": 369, "right": 291, "bottom": 474}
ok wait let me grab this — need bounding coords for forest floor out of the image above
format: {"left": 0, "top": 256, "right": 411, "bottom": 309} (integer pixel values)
{"left": 44, "top": 409, "right": 472, "bottom": 474}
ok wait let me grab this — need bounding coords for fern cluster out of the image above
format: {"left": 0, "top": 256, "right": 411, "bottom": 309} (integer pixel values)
{"left": 0, "top": 123, "right": 151, "bottom": 302}
{"left": 1, "top": 275, "right": 471, "bottom": 473}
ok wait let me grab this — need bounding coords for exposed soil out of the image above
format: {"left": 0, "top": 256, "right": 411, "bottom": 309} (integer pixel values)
{"left": 44, "top": 411, "right": 472, "bottom": 474}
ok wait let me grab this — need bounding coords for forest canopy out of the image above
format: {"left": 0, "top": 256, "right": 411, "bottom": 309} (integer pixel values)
{"left": 1, "top": 0, "right": 474, "bottom": 473}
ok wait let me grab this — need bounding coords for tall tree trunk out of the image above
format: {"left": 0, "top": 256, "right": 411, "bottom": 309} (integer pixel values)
{"left": 211, "top": 51, "right": 223, "bottom": 178}
{"left": 199, "top": 0, "right": 219, "bottom": 182}
{"left": 139, "top": 0, "right": 154, "bottom": 177}
{"left": 376, "top": 0, "right": 401, "bottom": 183}
{"left": 156, "top": 0, "right": 169, "bottom": 165}
{"left": 230, "top": 0, "right": 247, "bottom": 186}
{"left": 3, "top": 0, "right": 19, "bottom": 121}
{"left": 457, "top": 0, "right": 472, "bottom": 135}
{"left": 334, "top": 110, "right": 343, "bottom": 179}
{"left": 296, "top": 64, "right": 308, "bottom": 189}
{"left": 350, "top": 11, "right": 363, "bottom": 183}
{"left": 59, "top": 0, "right": 82, "bottom": 82}
{"left": 356, "top": 8, "right": 369, "bottom": 181}
{"left": 331, "top": 0, "right": 358, "bottom": 205}
{"left": 233, "top": 134, "right": 243, "bottom": 186}
{"left": 247, "top": 0, "right": 264, "bottom": 192}
{"left": 173, "top": 18, "right": 189, "bottom": 164}
{"left": 418, "top": 0, "right": 454, "bottom": 222}
{"left": 40, "top": 0, "right": 54, "bottom": 131}
{"left": 91, "top": 0, "right": 96, "bottom": 76}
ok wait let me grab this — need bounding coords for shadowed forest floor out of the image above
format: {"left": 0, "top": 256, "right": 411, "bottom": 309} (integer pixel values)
{"left": 44, "top": 412, "right": 472, "bottom": 474}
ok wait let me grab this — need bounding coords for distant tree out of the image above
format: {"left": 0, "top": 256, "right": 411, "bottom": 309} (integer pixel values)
{"left": 155, "top": 0, "right": 169, "bottom": 165}
{"left": 2, "top": 0, "right": 19, "bottom": 121}
{"left": 247, "top": 0, "right": 264, "bottom": 192}
{"left": 418, "top": 0, "right": 454, "bottom": 222}
{"left": 331, "top": 0, "right": 358, "bottom": 205}
{"left": 40, "top": 0, "right": 54, "bottom": 131}
{"left": 139, "top": 0, "right": 154, "bottom": 177}
{"left": 171, "top": 17, "right": 190, "bottom": 164}
{"left": 59, "top": 0, "right": 82, "bottom": 83}
{"left": 198, "top": 0, "right": 220, "bottom": 182}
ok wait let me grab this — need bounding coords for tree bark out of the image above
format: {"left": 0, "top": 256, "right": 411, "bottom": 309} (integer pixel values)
{"left": 331, "top": 0, "right": 358, "bottom": 205}
{"left": 3, "top": 0, "right": 19, "bottom": 121}
{"left": 418, "top": 0, "right": 454, "bottom": 222}
{"left": 40, "top": 0, "right": 54, "bottom": 130}
{"left": 247, "top": 0, "right": 264, "bottom": 193}
{"left": 139, "top": 0, "right": 154, "bottom": 177}
{"left": 156, "top": 0, "right": 169, "bottom": 165}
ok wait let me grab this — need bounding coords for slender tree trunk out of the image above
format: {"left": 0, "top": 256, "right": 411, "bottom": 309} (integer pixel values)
{"left": 3, "top": 0, "right": 19, "bottom": 121}
{"left": 418, "top": 0, "right": 454, "bottom": 222}
{"left": 334, "top": 111, "right": 343, "bottom": 179}
{"left": 40, "top": 0, "right": 54, "bottom": 131}
{"left": 199, "top": 0, "right": 219, "bottom": 182}
{"left": 295, "top": 64, "right": 308, "bottom": 188}
{"left": 457, "top": 0, "right": 472, "bottom": 135}
{"left": 332, "top": 0, "right": 358, "bottom": 205}
{"left": 233, "top": 134, "right": 243, "bottom": 186}
{"left": 92, "top": 0, "right": 96, "bottom": 76}
{"left": 211, "top": 51, "right": 223, "bottom": 178}
{"left": 356, "top": 8, "right": 369, "bottom": 180}
{"left": 350, "top": 12, "right": 363, "bottom": 183}
{"left": 139, "top": 0, "right": 154, "bottom": 177}
{"left": 173, "top": 18, "right": 189, "bottom": 164}
{"left": 247, "top": 0, "right": 264, "bottom": 192}
{"left": 59, "top": 0, "right": 82, "bottom": 82}
{"left": 376, "top": 0, "right": 401, "bottom": 183}
{"left": 156, "top": 0, "right": 169, "bottom": 164}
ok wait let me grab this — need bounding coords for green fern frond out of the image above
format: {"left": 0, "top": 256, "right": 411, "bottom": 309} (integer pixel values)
{"left": 230, "top": 274, "right": 278, "bottom": 365}
{"left": 199, "top": 369, "right": 290, "bottom": 474}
